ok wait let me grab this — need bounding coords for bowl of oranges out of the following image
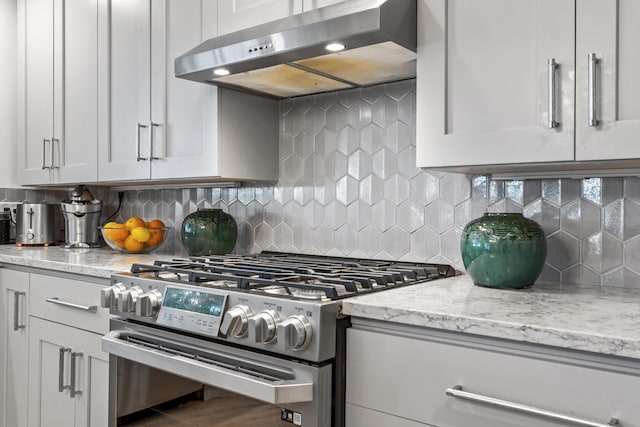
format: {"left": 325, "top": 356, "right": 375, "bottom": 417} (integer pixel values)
{"left": 100, "top": 217, "right": 170, "bottom": 254}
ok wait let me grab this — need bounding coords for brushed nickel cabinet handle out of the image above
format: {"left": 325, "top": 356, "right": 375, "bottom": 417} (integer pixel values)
{"left": 51, "top": 138, "right": 60, "bottom": 169}
{"left": 136, "top": 123, "right": 148, "bottom": 161}
{"left": 42, "top": 138, "right": 50, "bottom": 170}
{"left": 70, "top": 352, "right": 83, "bottom": 397}
{"left": 46, "top": 297, "right": 98, "bottom": 313}
{"left": 58, "top": 347, "right": 71, "bottom": 392}
{"left": 446, "top": 385, "right": 619, "bottom": 427}
{"left": 13, "top": 291, "right": 26, "bottom": 331}
{"left": 149, "top": 122, "right": 160, "bottom": 160}
{"left": 547, "top": 58, "right": 559, "bottom": 129}
{"left": 588, "top": 53, "right": 600, "bottom": 127}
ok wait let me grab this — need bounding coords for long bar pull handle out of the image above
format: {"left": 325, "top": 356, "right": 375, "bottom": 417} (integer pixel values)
{"left": 13, "top": 291, "right": 26, "bottom": 331}
{"left": 136, "top": 123, "right": 148, "bottom": 161}
{"left": 149, "top": 122, "right": 160, "bottom": 160}
{"left": 588, "top": 53, "right": 600, "bottom": 127}
{"left": 70, "top": 352, "right": 83, "bottom": 398}
{"left": 446, "top": 385, "right": 619, "bottom": 427}
{"left": 58, "top": 347, "right": 71, "bottom": 392}
{"left": 46, "top": 297, "right": 98, "bottom": 313}
{"left": 548, "top": 58, "right": 559, "bottom": 128}
{"left": 51, "top": 138, "right": 60, "bottom": 169}
{"left": 42, "top": 138, "right": 51, "bottom": 170}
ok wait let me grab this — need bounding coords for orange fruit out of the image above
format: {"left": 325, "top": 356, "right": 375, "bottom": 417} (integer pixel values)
{"left": 125, "top": 217, "right": 146, "bottom": 230}
{"left": 124, "top": 235, "right": 145, "bottom": 253}
{"left": 145, "top": 229, "right": 164, "bottom": 247}
{"left": 148, "top": 219, "right": 165, "bottom": 228}
{"left": 112, "top": 239, "right": 126, "bottom": 249}
{"left": 103, "top": 222, "right": 129, "bottom": 242}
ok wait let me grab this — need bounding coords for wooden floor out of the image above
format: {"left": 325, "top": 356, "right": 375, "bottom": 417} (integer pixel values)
{"left": 123, "top": 393, "right": 292, "bottom": 426}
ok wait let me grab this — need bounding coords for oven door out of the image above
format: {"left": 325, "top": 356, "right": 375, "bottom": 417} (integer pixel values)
{"left": 103, "top": 319, "right": 332, "bottom": 427}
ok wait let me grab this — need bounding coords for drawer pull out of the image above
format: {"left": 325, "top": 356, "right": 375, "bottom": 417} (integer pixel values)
{"left": 588, "top": 53, "right": 600, "bottom": 127}
{"left": 445, "top": 385, "right": 619, "bottom": 427}
{"left": 46, "top": 297, "right": 98, "bottom": 313}
{"left": 70, "top": 352, "right": 83, "bottom": 398}
{"left": 59, "top": 347, "right": 71, "bottom": 392}
{"left": 547, "top": 58, "right": 559, "bottom": 129}
{"left": 13, "top": 291, "right": 26, "bottom": 331}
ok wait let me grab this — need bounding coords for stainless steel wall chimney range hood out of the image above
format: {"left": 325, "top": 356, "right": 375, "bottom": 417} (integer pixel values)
{"left": 175, "top": 0, "right": 416, "bottom": 99}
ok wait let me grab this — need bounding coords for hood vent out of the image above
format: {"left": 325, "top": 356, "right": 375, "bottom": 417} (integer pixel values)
{"left": 175, "top": 0, "right": 416, "bottom": 99}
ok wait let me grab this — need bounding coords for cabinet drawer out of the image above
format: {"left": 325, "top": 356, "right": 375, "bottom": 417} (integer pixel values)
{"left": 29, "top": 274, "right": 111, "bottom": 334}
{"left": 346, "top": 404, "right": 432, "bottom": 427}
{"left": 346, "top": 328, "right": 640, "bottom": 427}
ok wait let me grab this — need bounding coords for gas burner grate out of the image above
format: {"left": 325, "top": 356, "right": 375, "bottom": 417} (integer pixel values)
{"left": 127, "top": 252, "right": 456, "bottom": 301}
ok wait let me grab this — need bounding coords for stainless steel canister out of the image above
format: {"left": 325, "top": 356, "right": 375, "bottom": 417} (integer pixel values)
{"left": 16, "top": 203, "right": 56, "bottom": 246}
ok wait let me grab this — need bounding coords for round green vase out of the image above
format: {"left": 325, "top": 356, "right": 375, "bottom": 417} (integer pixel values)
{"left": 461, "top": 213, "right": 547, "bottom": 289}
{"left": 181, "top": 209, "right": 238, "bottom": 256}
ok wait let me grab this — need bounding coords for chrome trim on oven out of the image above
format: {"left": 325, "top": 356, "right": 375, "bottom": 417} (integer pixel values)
{"left": 103, "top": 329, "right": 314, "bottom": 405}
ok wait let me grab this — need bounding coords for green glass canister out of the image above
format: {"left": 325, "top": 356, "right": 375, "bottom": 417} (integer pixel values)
{"left": 460, "top": 213, "right": 547, "bottom": 289}
{"left": 181, "top": 209, "right": 238, "bottom": 256}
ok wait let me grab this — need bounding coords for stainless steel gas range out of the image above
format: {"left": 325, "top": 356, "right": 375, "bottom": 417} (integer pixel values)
{"left": 100, "top": 252, "right": 455, "bottom": 427}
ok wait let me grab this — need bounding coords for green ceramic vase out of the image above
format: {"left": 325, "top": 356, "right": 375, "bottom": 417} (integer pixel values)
{"left": 461, "top": 213, "right": 547, "bottom": 289}
{"left": 181, "top": 209, "right": 238, "bottom": 256}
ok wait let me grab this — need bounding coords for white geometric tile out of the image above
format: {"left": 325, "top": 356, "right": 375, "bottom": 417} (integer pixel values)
{"left": 371, "top": 199, "right": 397, "bottom": 232}
{"left": 336, "top": 176, "right": 359, "bottom": 205}
{"left": 384, "top": 175, "right": 410, "bottom": 205}
{"left": 347, "top": 200, "right": 372, "bottom": 231}
{"left": 383, "top": 226, "right": 411, "bottom": 259}
{"left": 397, "top": 200, "right": 425, "bottom": 233}
{"left": 348, "top": 150, "right": 372, "bottom": 180}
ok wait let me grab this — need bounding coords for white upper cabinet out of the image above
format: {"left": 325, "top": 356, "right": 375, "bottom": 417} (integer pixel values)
{"left": 303, "top": 0, "right": 347, "bottom": 10}
{"left": 98, "top": 0, "right": 153, "bottom": 182}
{"left": 100, "top": 0, "right": 279, "bottom": 183}
{"left": 217, "top": 0, "right": 348, "bottom": 36}
{"left": 575, "top": 0, "right": 640, "bottom": 161}
{"left": 17, "top": 0, "right": 99, "bottom": 185}
{"left": 416, "top": 0, "right": 575, "bottom": 170}
{"left": 417, "top": 0, "right": 640, "bottom": 173}
{"left": 217, "top": 0, "right": 302, "bottom": 35}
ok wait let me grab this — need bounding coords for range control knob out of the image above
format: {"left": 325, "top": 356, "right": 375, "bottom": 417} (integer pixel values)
{"left": 100, "top": 283, "right": 126, "bottom": 308}
{"left": 249, "top": 310, "right": 279, "bottom": 344}
{"left": 219, "top": 305, "right": 252, "bottom": 337}
{"left": 278, "top": 315, "right": 313, "bottom": 351}
{"left": 117, "top": 286, "right": 144, "bottom": 313}
{"left": 135, "top": 289, "right": 163, "bottom": 317}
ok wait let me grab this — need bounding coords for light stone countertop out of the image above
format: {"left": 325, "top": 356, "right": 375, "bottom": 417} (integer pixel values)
{"left": 0, "top": 245, "right": 180, "bottom": 278}
{"left": 342, "top": 274, "right": 640, "bottom": 359}
{"left": 4, "top": 245, "right": 640, "bottom": 359}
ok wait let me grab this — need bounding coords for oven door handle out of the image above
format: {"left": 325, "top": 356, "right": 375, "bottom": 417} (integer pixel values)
{"left": 102, "top": 330, "right": 314, "bottom": 405}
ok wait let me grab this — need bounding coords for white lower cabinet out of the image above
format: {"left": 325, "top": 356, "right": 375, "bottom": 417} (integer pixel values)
{"left": 27, "top": 273, "right": 110, "bottom": 427}
{"left": 0, "top": 269, "right": 30, "bottom": 427}
{"left": 28, "top": 318, "right": 108, "bottom": 427}
{"left": 347, "top": 323, "right": 640, "bottom": 427}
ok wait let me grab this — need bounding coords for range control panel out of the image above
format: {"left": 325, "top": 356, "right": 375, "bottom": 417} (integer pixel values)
{"left": 101, "top": 275, "right": 340, "bottom": 362}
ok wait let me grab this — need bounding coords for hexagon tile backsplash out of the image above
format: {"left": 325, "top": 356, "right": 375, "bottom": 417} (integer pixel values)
{"left": 13, "top": 79, "right": 640, "bottom": 287}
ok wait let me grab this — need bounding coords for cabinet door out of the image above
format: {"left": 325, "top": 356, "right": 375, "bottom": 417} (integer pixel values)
{"left": 416, "top": 0, "right": 575, "bottom": 169}
{"left": 0, "top": 270, "right": 30, "bottom": 427}
{"left": 302, "top": 0, "right": 345, "bottom": 10}
{"left": 149, "top": 0, "right": 221, "bottom": 180}
{"left": 217, "top": 0, "right": 301, "bottom": 35}
{"left": 18, "top": 0, "right": 54, "bottom": 184}
{"left": 28, "top": 317, "right": 108, "bottom": 427}
{"left": 98, "top": 0, "right": 152, "bottom": 182}
{"left": 54, "top": 0, "right": 99, "bottom": 184}
{"left": 575, "top": 0, "right": 640, "bottom": 161}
